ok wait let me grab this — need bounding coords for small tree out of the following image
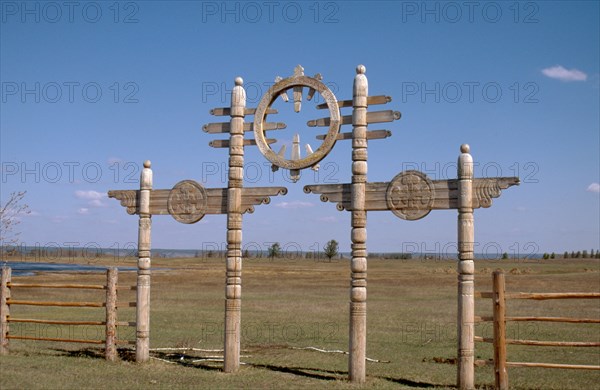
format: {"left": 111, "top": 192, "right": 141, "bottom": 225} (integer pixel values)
{"left": 563, "top": 251, "right": 569, "bottom": 259}
{"left": 268, "top": 242, "right": 281, "bottom": 260}
{"left": 1, "top": 191, "right": 30, "bottom": 255}
{"left": 582, "top": 250, "right": 588, "bottom": 259}
{"left": 543, "top": 253, "right": 549, "bottom": 260}
{"left": 502, "top": 252, "right": 509, "bottom": 260}
{"left": 575, "top": 251, "right": 581, "bottom": 258}
{"left": 323, "top": 239, "right": 339, "bottom": 262}
{"left": 550, "top": 252, "right": 555, "bottom": 259}
{"left": 243, "top": 249, "right": 250, "bottom": 259}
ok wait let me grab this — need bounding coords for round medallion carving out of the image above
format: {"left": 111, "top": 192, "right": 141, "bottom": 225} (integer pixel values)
{"left": 167, "top": 180, "right": 207, "bottom": 224}
{"left": 386, "top": 170, "right": 434, "bottom": 220}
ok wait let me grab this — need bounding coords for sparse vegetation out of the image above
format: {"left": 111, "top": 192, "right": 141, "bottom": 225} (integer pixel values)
{"left": 0, "top": 191, "right": 30, "bottom": 255}
{"left": 0, "top": 256, "right": 598, "bottom": 389}
{"left": 323, "top": 239, "right": 339, "bottom": 261}
{"left": 267, "top": 242, "right": 280, "bottom": 259}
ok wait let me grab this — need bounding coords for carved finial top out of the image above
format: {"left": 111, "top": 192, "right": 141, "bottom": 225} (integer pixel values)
{"left": 356, "top": 65, "right": 366, "bottom": 74}
{"left": 143, "top": 160, "right": 151, "bottom": 168}
{"left": 234, "top": 77, "right": 243, "bottom": 86}
{"left": 294, "top": 64, "right": 304, "bottom": 77}
{"left": 461, "top": 144, "right": 470, "bottom": 154}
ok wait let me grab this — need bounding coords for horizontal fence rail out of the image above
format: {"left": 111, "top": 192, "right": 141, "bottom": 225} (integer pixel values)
{"left": 475, "top": 270, "right": 600, "bottom": 389}
{"left": 0, "top": 266, "right": 136, "bottom": 361}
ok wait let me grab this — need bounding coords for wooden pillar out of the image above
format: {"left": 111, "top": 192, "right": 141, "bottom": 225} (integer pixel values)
{"left": 105, "top": 267, "right": 118, "bottom": 361}
{"left": 349, "top": 65, "right": 368, "bottom": 383}
{"left": 136, "top": 160, "right": 152, "bottom": 363}
{"left": 0, "top": 266, "right": 11, "bottom": 355}
{"left": 493, "top": 270, "right": 508, "bottom": 390}
{"left": 224, "top": 77, "right": 245, "bottom": 373}
{"left": 457, "top": 144, "right": 475, "bottom": 389}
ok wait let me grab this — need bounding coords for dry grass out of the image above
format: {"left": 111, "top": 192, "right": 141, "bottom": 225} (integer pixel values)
{"left": 1, "top": 257, "right": 598, "bottom": 389}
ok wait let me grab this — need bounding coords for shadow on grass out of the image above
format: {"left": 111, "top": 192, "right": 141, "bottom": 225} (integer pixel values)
{"left": 379, "top": 376, "right": 443, "bottom": 388}
{"left": 248, "top": 362, "right": 347, "bottom": 381}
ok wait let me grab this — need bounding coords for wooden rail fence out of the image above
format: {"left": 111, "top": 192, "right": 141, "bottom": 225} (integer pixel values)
{"left": 474, "top": 270, "right": 600, "bottom": 389}
{"left": 0, "top": 266, "right": 136, "bottom": 361}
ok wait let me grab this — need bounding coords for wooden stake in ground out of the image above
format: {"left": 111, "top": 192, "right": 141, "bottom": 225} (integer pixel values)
{"left": 492, "top": 270, "right": 508, "bottom": 389}
{"left": 224, "top": 77, "right": 246, "bottom": 373}
{"left": 137, "top": 160, "right": 153, "bottom": 363}
{"left": 0, "top": 266, "right": 11, "bottom": 355}
{"left": 105, "top": 267, "right": 118, "bottom": 361}
{"left": 349, "top": 65, "right": 368, "bottom": 383}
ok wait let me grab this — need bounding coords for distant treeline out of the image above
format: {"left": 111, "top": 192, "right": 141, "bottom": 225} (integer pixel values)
{"left": 555, "top": 250, "right": 600, "bottom": 259}
{"left": 2, "top": 246, "right": 598, "bottom": 260}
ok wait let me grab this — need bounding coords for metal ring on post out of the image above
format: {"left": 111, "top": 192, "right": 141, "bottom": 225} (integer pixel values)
{"left": 253, "top": 75, "right": 341, "bottom": 170}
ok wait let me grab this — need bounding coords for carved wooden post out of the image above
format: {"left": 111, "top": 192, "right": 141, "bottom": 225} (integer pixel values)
{"left": 224, "top": 77, "right": 245, "bottom": 372}
{"left": 493, "top": 270, "right": 508, "bottom": 390}
{"left": 136, "top": 160, "right": 152, "bottom": 363}
{"left": 457, "top": 144, "right": 475, "bottom": 389}
{"left": 105, "top": 267, "right": 118, "bottom": 361}
{"left": 0, "top": 266, "right": 10, "bottom": 355}
{"left": 349, "top": 65, "right": 368, "bottom": 383}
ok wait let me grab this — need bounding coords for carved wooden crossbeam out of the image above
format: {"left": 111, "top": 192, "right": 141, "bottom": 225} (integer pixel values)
{"left": 209, "top": 138, "right": 277, "bottom": 148}
{"left": 209, "top": 107, "right": 277, "bottom": 116}
{"left": 108, "top": 182, "right": 287, "bottom": 223}
{"left": 315, "top": 95, "right": 392, "bottom": 109}
{"left": 304, "top": 172, "right": 519, "bottom": 220}
{"left": 203, "top": 121, "right": 286, "bottom": 134}
{"left": 315, "top": 129, "right": 392, "bottom": 141}
{"left": 307, "top": 110, "right": 401, "bottom": 127}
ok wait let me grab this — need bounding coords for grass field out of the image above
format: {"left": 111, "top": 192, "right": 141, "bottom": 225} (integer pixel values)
{"left": 1, "top": 256, "right": 598, "bottom": 389}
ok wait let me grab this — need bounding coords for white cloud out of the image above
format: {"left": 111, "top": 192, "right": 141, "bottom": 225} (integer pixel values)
{"left": 77, "top": 208, "right": 90, "bottom": 215}
{"left": 275, "top": 201, "right": 314, "bottom": 209}
{"left": 587, "top": 183, "right": 600, "bottom": 193}
{"left": 541, "top": 65, "right": 587, "bottom": 82}
{"left": 75, "top": 190, "right": 107, "bottom": 207}
{"left": 75, "top": 190, "right": 105, "bottom": 200}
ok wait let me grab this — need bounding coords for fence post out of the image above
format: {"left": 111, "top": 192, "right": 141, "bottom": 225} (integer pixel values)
{"left": 493, "top": 270, "right": 508, "bottom": 390}
{"left": 0, "top": 266, "right": 11, "bottom": 355}
{"left": 105, "top": 268, "right": 118, "bottom": 361}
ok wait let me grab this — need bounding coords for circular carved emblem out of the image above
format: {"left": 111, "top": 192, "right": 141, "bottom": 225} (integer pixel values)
{"left": 386, "top": 170, "right": 434, "bottom": 221}
{"left": 167, "top": 180, "right": 207, "bottom": 224}
{"left": 253, "top": 70, "right": 340, "bottom": 171}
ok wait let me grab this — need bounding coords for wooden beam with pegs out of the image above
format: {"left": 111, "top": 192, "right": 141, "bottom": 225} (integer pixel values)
{"left": 316, "top": 95, "right": 392, "bottom": 109}
{"left": 203, "top": 121, "right": 286, "bottom": 134}
{"left": 307, "top": 110, "right": 401, "bottom": 127}
{"left": 316, "top": 129, "right": 392, "bottom": 141}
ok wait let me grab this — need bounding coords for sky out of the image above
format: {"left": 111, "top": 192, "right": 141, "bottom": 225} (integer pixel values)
{"left": 1, "top": 1, "right": 599, "bottom": 258}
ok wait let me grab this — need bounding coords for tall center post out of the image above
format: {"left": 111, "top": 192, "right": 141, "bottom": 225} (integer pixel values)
{"left": 224, "top": 77, "right": 246, "bottom": 372}
{"left": 349, "top": 65, "right": 368, "bottom": 383}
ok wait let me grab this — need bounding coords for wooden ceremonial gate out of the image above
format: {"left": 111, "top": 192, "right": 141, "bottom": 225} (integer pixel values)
{"left": 108, "top": 65, "right": 518, "bottom": 389}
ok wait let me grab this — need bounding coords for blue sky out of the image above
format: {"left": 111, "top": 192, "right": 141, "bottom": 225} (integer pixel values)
{"left": 1, "top": 1, "right": 598, "bottom": 257}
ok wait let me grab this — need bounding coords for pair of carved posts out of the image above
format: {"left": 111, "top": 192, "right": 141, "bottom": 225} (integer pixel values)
{"left": 109, "top": 65, "right": 517, "bottom": 389}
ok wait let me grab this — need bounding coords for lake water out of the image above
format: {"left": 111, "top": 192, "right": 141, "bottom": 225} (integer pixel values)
{"left": 1, "top": 262, "right": 137, "bottom": 277}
